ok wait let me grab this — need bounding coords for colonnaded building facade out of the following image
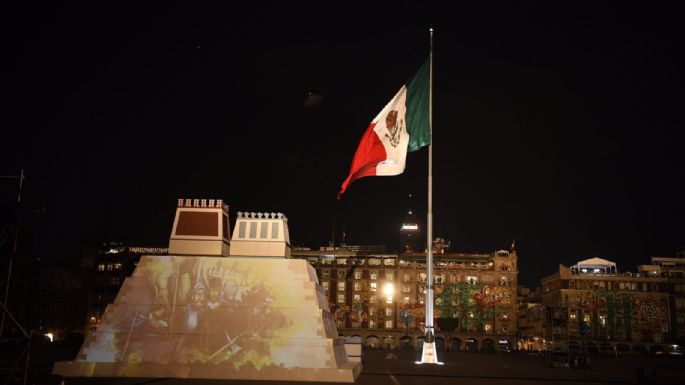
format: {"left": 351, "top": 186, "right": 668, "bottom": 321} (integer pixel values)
{"left": 291, "top": 243, "right": 519, "bottom": 352}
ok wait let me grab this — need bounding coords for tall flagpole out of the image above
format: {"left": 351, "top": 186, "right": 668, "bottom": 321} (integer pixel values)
{"left": 418, "top": 26, "right": 442, "bottom": 365}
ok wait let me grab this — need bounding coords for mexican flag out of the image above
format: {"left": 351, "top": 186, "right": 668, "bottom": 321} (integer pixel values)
{"left": 337, "top": 60, "right": 430, "bottom": 200}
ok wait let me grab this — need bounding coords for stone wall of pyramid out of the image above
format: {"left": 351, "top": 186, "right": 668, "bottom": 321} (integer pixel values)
{"left": 54, "top": 255, "right": 361, "bottom": 382}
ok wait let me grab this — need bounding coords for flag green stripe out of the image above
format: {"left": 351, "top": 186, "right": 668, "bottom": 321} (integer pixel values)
{"left": 406, "top": 59, "right": 430, "bottom": 152}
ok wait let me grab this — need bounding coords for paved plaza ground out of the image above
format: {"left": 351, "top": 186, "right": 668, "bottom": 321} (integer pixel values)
{"left": 54, "top": 350, "right": 685, "bottom": 385}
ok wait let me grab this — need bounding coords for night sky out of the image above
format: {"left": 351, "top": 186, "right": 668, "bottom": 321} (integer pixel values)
{"left": 2, "top": 2, "right": 683, "bottom": 287}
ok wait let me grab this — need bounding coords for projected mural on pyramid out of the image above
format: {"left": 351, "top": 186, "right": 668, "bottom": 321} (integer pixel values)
{"left": 84, "top": 256, "right": 339, "bottom": 371}
{"left": 54, "top": 199, "right": 360, "bottom": 382}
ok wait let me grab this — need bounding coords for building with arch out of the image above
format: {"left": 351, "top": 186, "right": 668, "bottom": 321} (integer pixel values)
{"left": 291, "top": 243, "right": 519, "bottom": 352}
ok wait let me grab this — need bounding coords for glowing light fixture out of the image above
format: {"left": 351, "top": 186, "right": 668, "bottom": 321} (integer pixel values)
{"left": 383, "top": 282, "right": 394, "bottom": 298}
{"left": 45, "top": 332, "right": 54, "bottom": 342}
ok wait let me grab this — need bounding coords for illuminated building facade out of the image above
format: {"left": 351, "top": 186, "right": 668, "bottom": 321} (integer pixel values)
{"left": 517, "top": 286, "right": 547, "bottom": 351}
{"left": 642, "top": 247, "right": 685, "bottom": 339}
{"left": 540, "top": 257, "right": 673, "bottom": 354}
{"left": 399, "top": 194, "right": 420, "bottom": 252}
{"left": 83, "top": 241, "right": 168, "bottom": 333}
{"left": 27, "top": 265, "right": 86, "bottom": 337}
{"left": 291, "top": 243, "right": 519, "bottom": 352}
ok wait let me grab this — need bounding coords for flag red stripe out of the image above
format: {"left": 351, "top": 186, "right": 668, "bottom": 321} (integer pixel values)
{"left": 337, "top": 123, "right": 387, "bottom": 200}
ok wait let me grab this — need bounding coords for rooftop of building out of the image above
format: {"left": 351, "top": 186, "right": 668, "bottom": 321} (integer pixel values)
{"left": 290, "top": 245, "right": 516, "bottom": 264}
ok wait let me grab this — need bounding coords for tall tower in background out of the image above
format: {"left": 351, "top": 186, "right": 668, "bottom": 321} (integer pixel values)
{"left": 400, "top": 193, "right": 420, "bottom": 252}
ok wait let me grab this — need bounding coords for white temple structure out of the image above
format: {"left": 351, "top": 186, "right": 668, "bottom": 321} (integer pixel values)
{"left": 53, "top": 198, "right": 361, "bottom": 382}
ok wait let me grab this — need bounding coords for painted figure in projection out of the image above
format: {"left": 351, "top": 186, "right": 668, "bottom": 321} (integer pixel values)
{"left": 113, "top": 257, "right": 290, "bottom": 367}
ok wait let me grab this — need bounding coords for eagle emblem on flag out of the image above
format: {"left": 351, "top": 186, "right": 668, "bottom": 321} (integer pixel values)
{"left": 384, "top": 110, "right": 404, "bottom": 148}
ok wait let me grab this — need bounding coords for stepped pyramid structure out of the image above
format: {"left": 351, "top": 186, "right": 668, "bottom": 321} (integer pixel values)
{"left": 54, "top": 199, "right": 361, "bottom": 382}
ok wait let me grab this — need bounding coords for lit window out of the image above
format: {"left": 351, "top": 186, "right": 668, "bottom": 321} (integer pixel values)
{"left": 354, "top": 282, "right": 361, "bottom": 291}
{"left": 403, "top": 285, "right": 411, "bottom": 293}
{"left": 403, "top": 296, "right": 410, "bottom": 304}
{"left": 353, "top": 294, "right": 361, "bottom": 302}
{"left": 337, "top": 258, "right": 347, "bottom": 265}
{"left": 369, "top": 319, "right": 377, "bottom": 328}
{"left": 484, "top": 324, "right": 492, "bottom": 332}
{"left": 322, "top": 270, "right": 331, "bottom": 279}
{"left": 385, "top": 307, "right": 392, "bottom": 316}
{"left": 322, "top": 281, "right": 329, "bottom": 292}
{"left": 370, "top": 282, "right": 378, "bottom": 291}
{"left": 337, "top": 294, "right": 345, "bottom": 303}
{"left": 403, "top": 273, "right": 411, "bottom": 282}
{"left": 354, "top": 271, "right": 363, "bottom": 280}
{"left": 385, "top": 320, "right": 393, "bottom": 329}
{"left": 369, "top": 308, "right": 376, "bottom": 316}
{"left": 570, "top": 313, "right": 577, "bottom": 320}
{"left": 370, "top": 271, "right": 378, "bottom": 280}
{"left": 97, "top": 264, "right": 105, "bottom": 271}
{"left": 113, "top": 263, "right": 123, "bottom": 270}
{"left": 384, "top": 258, "right": 395, "bottom": 265}
{"left": 386, "top": 271, "right": 394, "bottom": 280}
{"left": 338, "top": 281, "right": 346, "bottom": 291}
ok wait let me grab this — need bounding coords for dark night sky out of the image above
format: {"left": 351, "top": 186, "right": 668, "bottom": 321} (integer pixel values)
{"left": 2, "top": 2, "right": 683, "bottom": 287}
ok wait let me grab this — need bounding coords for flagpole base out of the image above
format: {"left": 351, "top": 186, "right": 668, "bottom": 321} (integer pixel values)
{"left": 415, "top": 328, "right": 443, "bottom": 365}
{"left": 415, "top": 342, "right": 443, "bottom": 365}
